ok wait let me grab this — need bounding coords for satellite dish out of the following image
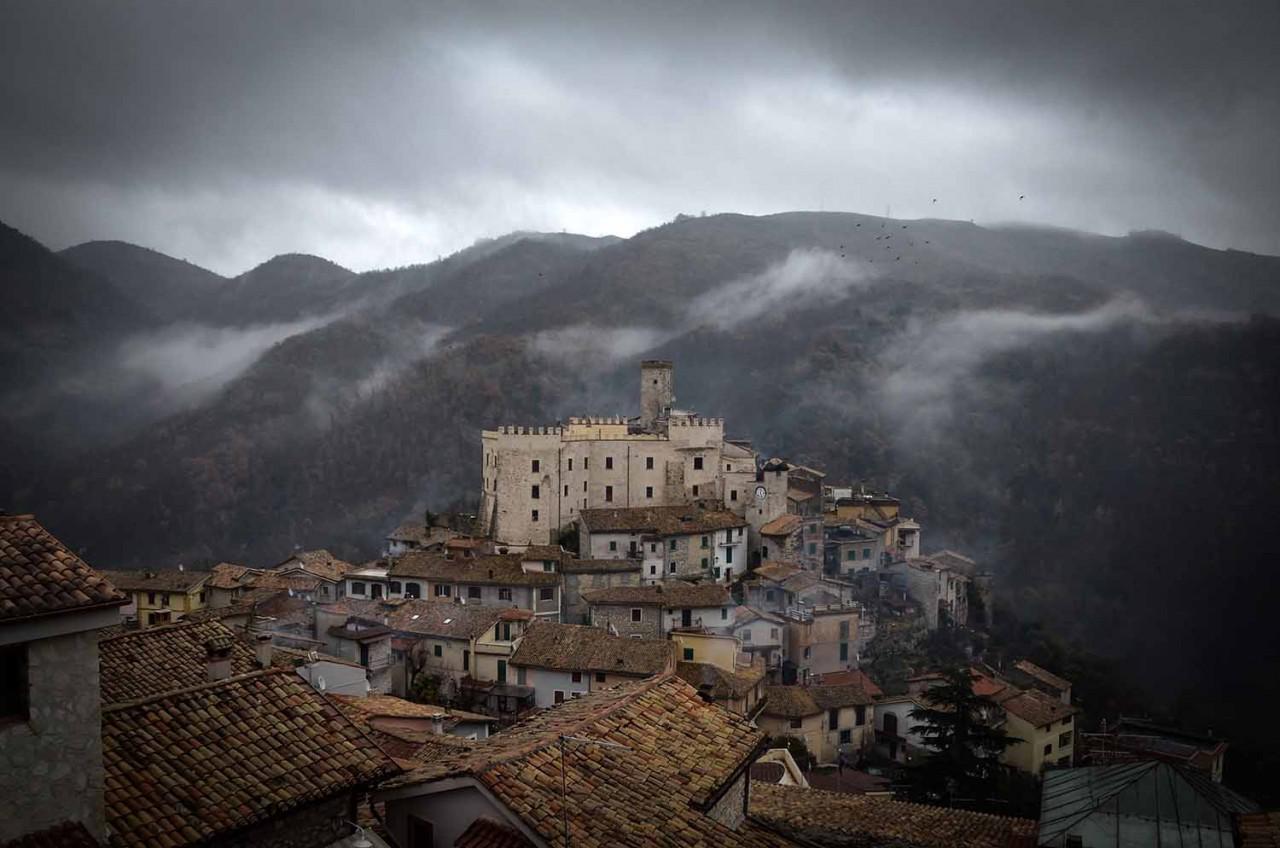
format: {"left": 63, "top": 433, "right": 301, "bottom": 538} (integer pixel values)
{"left": 318, "top": 676, "right": 326, "bottom": 691}
{"left": 307, "top": 650, "right": 318, "bottom": 663}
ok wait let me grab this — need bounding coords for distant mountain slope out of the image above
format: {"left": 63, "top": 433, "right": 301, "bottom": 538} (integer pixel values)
{"left": 3, "top": 211, "right": 1279, "bottom": 760}
{"left": 59, "top": 240, "right": 227, "bottom": 322}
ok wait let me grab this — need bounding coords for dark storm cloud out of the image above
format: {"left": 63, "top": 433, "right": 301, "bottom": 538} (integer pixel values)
{"left": 1, "top": 1, "right": 1276, "bottom": 273}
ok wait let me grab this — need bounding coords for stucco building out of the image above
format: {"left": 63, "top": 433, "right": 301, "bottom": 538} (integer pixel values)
{"left": 509, "top": 621, "right": 673, "bottom": 707}
{"left": 758, "top": 682, "right": 878, "bottom": 764}
{"left": 97, "top": 567, "right": 210, "bottom": 627}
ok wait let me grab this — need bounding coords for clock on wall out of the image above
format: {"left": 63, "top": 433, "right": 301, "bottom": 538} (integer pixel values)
{"left": 754, "top": 485, "right": 767, "bottom": 502}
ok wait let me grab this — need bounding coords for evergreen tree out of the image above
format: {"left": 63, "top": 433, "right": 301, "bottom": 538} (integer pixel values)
{"left": 909, "top": 665, "right": 1021, "bottom": 802}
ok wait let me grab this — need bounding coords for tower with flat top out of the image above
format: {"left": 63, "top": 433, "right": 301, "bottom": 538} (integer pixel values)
{"left": 639, "top": 360, "right": 674, "bottom": 432}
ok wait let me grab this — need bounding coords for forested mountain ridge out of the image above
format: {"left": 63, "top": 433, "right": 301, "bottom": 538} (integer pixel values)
{"left": 2, "top": 211, "right": 1278, "bottom": 759}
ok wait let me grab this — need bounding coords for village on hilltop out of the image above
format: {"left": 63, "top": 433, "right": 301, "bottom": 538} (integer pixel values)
{"left": 1, "top": 361, "right": 1270, "bottom": 848}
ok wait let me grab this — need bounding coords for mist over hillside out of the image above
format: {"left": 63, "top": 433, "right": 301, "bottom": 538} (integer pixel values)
{"left": 2, "top": 210, "right": 1279, "bottom": 759}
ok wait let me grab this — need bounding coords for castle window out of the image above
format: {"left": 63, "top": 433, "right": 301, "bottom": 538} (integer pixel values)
{"left": 693, "top": 457, "right": 703, "bottom": 470}
{"left": 692, "top": 485, "right": 699, "bottom": 496}
{"left": 568, "top": 458, "right": 573, "bottom": 470}
{"left": 605, "top": 485, "right": 614, "bottom": 502}
{"left": 646, "top": 456, "right": 654, "bottom": 470}
{"left": 645, "top": 486, "right": 653, "bottom": 499}
{"left": 605, "top": 456, "right": 613, "bottom": 470}
{"left": 531, "top": 459, "right": 540, "bottom": 473}
{"left": 583, "top": 457, "right": 589, "bottom": 470}
{"left": 730, "top": 489, "right": 737, "bottom": 501}
{"left": 583, "top": 481, "right": 587, "bottom": 492}
{"left": 531, "top": 509, "right": 539, "bottom": 522}
{"left": 564, "top": 485, "right": 569, "bottom": 496}
{"left": 531, "top": 485, "right": 540, "bottom": 499}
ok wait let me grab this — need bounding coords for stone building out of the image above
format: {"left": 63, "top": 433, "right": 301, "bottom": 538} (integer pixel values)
{"left": 480, "top": 361, "right": 755, "bottom": 546}
{"left": 885, "top": 554, "right": 972, "bottom": 629}
{"left": 582, "top": 582, "right": 736, "bottom": 639}
{"left": 560, "top": 557, "right": 642, "bottom": 624}
{"left": 577, "top": 504, "right": 748, "bottom": 583}
{"left": 759, "top": 514, "right": 824, "bottom": 571}
{"left": 0, "top": 513, "right": 127, "bottom": 844}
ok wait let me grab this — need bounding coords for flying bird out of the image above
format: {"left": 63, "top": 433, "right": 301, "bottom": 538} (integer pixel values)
{"left": 932, "top": 198, "right": 937, "bottom": 203}
{"left": 1019, "top": 195, "right": 1025, "bottom": 200}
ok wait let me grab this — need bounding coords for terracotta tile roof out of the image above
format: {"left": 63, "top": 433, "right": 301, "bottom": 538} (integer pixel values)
{"left": 385, "top": 676, "right": 785, "bottom": 848}
{"left": 0, "top": 514, "right": 126, "bottom": 622}
{"left": 205, "top": 562, "right": 257, "bottom": 590}
{"left": 676, "top": 660, "right": 767, "bottom": 701}
{"left": 758, "top": 515, "right": 803, "bottom": 536}
{"left": 0, "top": 823, "right": 100, "bottom": 848}
{"left": 244, "top": 570, "right": 322, "bottom": 592}
{"left": 389, "top": 552, "right": 559, "bottom": 586}
{"left": 323, "top": 598, "right": 509, "bottom": 640}
{"left": 579, "top": 505, "right": 746, "bottom": 535}
{"left": 582, "top": 582, "right": 733, "bottom": 609}
{"left": 761, "top": 685, "right": 820, "bottom": 718}
{"left": 99, "top": 620, "right": 258, "bottom": 705}
{"left": 750, "top": 782, "right": 1037, "bottom": 848}
{"left": 1013, "top": 659, "right": 1071, "bottom": 693}
{"left": 751, "top": 561, "right": 804, "bottom": 583}
{"left": 1238, "top": 811, "right": 1280, "bottom": 848}
{"left": 812, "top": 669, "right": 884, "bottom": 699}
{"left": 734, "top": 605, "right": 786, "bottom": 626}
{"left": 762, "top": 683, "right": 874, "bottom": 718}
{"left": 176, "top": 600, "right": 255, "bottom": 624}
{"left": 1001, "top": 688, "right": 1076, "bottom": 727}
{"left": 276, "top": 549, "right": 355, "bottom": 582}
{"left": 96, "top": 568, "right": 210, "bottom": 594}
{"left": 517, "top": 545, "right": 567, "bottom": 561}
{"left": 559, "top": 558, "right": 641, "bottom": 574}
{"left": 103, "top": 669, "right": 399, "bottom": 848}
{"left": 453, "top": 817, "right": 534, "bottom": 848}
{"left": 270, "top": 644, "right": 365, "bottom": 670}
{"left": 330, "top": 694, "right": 494, "bottom": 730}
{"left": 930, "top": 549, "right": 979, "bottom": 576}
{"left": 387, "top": 523, "right": 458, "bottom": 546}
{"left": 510, "top": 622, "right": 673, "bottom": 676}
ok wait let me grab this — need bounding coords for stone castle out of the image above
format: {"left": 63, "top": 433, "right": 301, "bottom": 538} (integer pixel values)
{"left": 480, "top": 360, "right": 786, "bottom": 546}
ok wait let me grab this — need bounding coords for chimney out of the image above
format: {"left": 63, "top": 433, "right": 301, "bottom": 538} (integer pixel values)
{"left": 254, "top": 633, "right": 274, "bottom": 668}
{"left": 430, "top": 714, "right": 445, "bottom": 736}
{"left": 205, "top": 635, "right": 234, "bottom": 681}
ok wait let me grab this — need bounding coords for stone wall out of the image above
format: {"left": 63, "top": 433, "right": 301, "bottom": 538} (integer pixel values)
{"left": 0, "top": 629, "right": 106, "bottom": 841}
{"left": 705, "top": 773, "right": 747, "bottom": 830}
{"left": 589, "top": 603, "right": 662, "bottom": 639}
{"left": 562, "top": 569, "right": 640, "bottom": 624}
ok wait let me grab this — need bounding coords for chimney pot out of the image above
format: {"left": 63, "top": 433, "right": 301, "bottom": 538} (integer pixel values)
{"left": 254, "top": 633, "right": 273, "bottom": 668}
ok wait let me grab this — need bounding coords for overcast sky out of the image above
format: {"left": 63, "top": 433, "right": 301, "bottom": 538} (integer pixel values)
{"left": 1, "top": 1, "right": 1277, "bottom": 275}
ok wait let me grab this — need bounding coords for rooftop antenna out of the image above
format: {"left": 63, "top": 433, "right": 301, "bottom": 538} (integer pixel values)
{"left": 558, "top": 735, "right": 631, "bottom": 846}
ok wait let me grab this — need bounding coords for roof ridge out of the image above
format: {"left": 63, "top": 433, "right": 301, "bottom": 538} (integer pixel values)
{"left": 102, "top": 667, "right": 287, "bottom": 712}
{"left": 98, "top": 618, "right": 212, "bottom": 642}
{"left": 0, "top": 512, "right": 36, "bottom": 521}
{"left": 474, "top": 674, "right": 679, "bottom": 774}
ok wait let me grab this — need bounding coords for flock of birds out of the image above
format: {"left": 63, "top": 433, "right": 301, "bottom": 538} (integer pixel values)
{"left": 832, "top": 194, "right": 1026, "bottom": 266}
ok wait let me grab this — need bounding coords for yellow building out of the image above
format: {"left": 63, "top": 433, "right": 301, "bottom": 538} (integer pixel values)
{"left": 759, "top": 683, "right": 877, "bottom": 764}
{"left": 98, "top": 569, "right": 211, "bottom": 627}
{"left": 998, "top": 688, "right": 1077, "bottom": 773}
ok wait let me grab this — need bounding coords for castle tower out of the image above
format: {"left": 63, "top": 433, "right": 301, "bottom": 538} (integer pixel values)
{"left": 639, "top": 360, "right": 674, "bottom": 431}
